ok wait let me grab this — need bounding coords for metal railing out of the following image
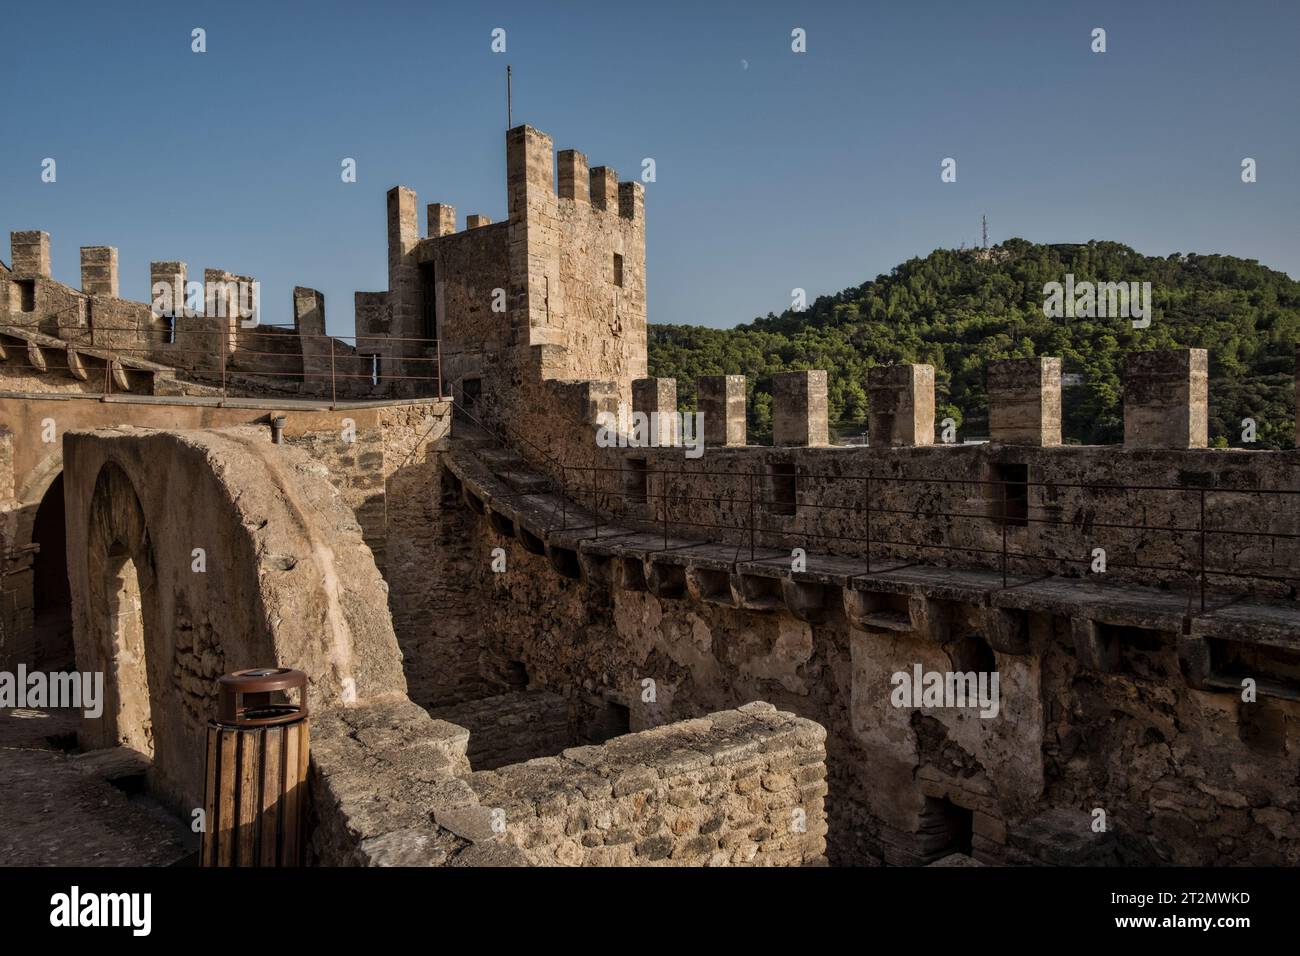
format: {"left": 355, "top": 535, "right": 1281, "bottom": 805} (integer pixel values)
{"left": 0, "top": 321, "right": 446, "bottom": 402}
{"left": 8, "top": 318, "right": 1295, "bottom": 609}
{"left": 537, "top": 460, "right": 1298, "bottom": 612}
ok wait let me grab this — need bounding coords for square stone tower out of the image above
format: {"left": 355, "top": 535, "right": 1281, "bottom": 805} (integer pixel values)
{"left": 354, "top": 125, "right": 648, "bottom": 408}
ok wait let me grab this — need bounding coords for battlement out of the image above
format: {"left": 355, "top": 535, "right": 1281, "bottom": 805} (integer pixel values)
{"left": 79, "top": 246, "right": 119, "bottom": 298}
{"left": 366, "top": 124, "right": 649, "bottom": 414}
{"left": 8, "top": 119, "right": 651, "bottom": 414}
{"left": 4, "top": 231, "right": 396, "bottom": 400}
{"left": 618, "top": 348, "right": 1241, "bottom": 452}
{"left": 505, "top": 125, "right": 643, "bottom": 221}
{"left": 480, "top": 343, "right": 1300, "bottom": 612}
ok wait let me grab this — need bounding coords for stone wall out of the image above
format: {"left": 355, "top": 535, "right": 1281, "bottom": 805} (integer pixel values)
{"left": 435, "top": 440, "right": 1300, "bottom": 867}
{"left": 4, "top": 233, "right": 406, "bottom": 401}
{"left": 309, "top": 697, "right": 828, "bottom": 867}
{"left": 284, "top": 400, "right": 452, "bottom": 702}
{"left": 0, "top": 393, "right": 449, "bottom": 685}
{"left": 415, "top": 220, "right": 510, "bottom": 403}
{"left": 61, "top": 427, "right": 407, "bottom": 814}
{"left": 430, "top": 690, "right": 571, "bottom": 770}
{"left": 466, "top": 701, "right": 827, "bottom": 866}
{"left": 546, "top": 440, "right": 1300, "bottom": 599}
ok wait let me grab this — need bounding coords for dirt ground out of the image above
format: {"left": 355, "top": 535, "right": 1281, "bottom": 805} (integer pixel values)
{"left": 0, "top": 707, "right": 196, "bottom": 867}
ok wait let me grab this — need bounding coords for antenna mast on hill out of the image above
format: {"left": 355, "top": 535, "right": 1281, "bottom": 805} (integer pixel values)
{"left": 507, "top": 64, "right": 513, "bottom": 128}
{"left": 981, "top": 213, "right": 988, "bottom": 249}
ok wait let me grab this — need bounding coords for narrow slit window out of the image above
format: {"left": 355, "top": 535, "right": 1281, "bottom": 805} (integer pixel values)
{"left": 988, "top": 462, "right": 1028, "bottom": 528}
{"left": 766, "top": 463, "right": 797, "bottom": 516}
{"left": 17, "top": 280, "right": 36, "bottom": 313}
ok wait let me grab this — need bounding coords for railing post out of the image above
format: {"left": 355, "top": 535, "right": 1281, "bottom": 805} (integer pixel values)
{"left": 749, "top": 470, "right": 756, "bottom": 561}
{"left": 1001, "top": 503, "right": 1008, "bottom": 588}
{"left": 663, "top": 468, "right": 669, "bottom": 550}
{"left": 436, "top": 336, "right": 443, "bottom": 398}
{"left": 593, "top": 466, "right": 600, "bottom": 540}
{"left": 1199, "top": 488, "right": 1207, "bottom": 612}
{"left": 865, "top": 475, "right": 872, "bottom": 573}
{"left": 330, "top": 338, "right": 337, "bottom": 406}
{"left": 220, "top": 325, "right": 228, "bottom": 401}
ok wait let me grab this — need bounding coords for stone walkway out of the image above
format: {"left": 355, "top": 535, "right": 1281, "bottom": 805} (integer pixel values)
{"left": 0, "top": 708, "right": 196, "bottom": 867}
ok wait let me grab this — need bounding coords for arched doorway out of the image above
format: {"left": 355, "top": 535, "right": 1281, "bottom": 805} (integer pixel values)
{"left": 31, "top": 472, "right": 74, "bottom": 670}
{"left": 82, "top": 462, "right": 158, "bottom": 760}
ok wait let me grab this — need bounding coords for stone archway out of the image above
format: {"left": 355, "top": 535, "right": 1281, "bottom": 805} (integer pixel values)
{"left": 80, "top": 461, "right": 160, "bottom": 764}
{"left": 62, "top": 426, "right": 411, "bottom": 814}
{"left": 2, "top": 451, "right": 66, "bottom": 670}
{"left": 31, "top": 471, "right": 74, "bottom": 670}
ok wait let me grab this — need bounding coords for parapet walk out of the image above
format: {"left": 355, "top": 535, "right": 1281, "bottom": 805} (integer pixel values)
{"left": 444, "top": 436, "right": 1300, "bottom": 701}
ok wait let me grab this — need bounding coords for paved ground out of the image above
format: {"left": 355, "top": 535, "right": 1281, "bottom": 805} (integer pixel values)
{"left": 0, "top": 708, "right": 196, "bottom": 867}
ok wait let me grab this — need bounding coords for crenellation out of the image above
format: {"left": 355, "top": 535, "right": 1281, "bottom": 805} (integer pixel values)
{"left": 698, "top": 375, "right": 747, "bottom": 446}
{"left": 292, "top": 286, "right": 324, "bottom": 335}
{"left": 987, "top": 356, "right": 1061, "bottom": 446}
{"left": 1123, "top": 347, "right": 1208, "bottom": 449}
{"left": 618, "top": 181, "right": 644, "bottom": 222}
{"left": 772, "top": 369, "right": 829, "bottom": 447}
{"left": 11, "top": 231, "right": 51, "bottom": 277}
{"left": 558, "top": 149, "right": 590, "bottom": 202}
{"left": 590, "top": 166, "right": 618, "bottom": 211}
{"left": 632, "top": 376, "right": 678, "bottom": 445}
{"left": 466, "top": 214, "right": 492, "bottom": 229}
{"left": 428, "top": 203, "right": 457, "bottom": 238}
{"left": 149, "top": 260, "right": 187, "bottom": 312}
{"left": 868, "top": 363, "right": 935, "bottom": 446}
{"left": 386, "top": 186, "right": 422, "bottom": 361}
{"left": 79, "top": 246, "right": 119, "bottom": 298}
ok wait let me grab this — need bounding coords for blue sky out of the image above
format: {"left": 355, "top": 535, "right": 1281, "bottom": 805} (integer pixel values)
{"left": 3, "top": 0, "right": 1298, "bottom": 335}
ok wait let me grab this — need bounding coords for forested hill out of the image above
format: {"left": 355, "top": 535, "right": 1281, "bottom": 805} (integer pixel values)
{"left": 647, "top": 238, "right": 1299, "bottom": 448}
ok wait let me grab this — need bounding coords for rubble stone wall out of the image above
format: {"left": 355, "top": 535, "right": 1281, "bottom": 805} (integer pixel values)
{"left": 561, "top": 440, "right": 1300, "bottom": 598}
{"left": 309, "top": 698, "right": 828, "bottom": 868}
{"left": 433, "top": 452, "right": 1300, "bottom": 867}
{"left": 466, "top": 702, "right": 827, "bottom": 866}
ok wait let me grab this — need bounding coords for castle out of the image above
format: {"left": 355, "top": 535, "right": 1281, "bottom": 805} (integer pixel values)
{"left": 1, "top": 125, "right": 1297, "bottom": 867}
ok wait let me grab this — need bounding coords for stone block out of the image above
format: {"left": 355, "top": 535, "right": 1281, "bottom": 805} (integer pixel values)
{"left": 1123, "top": 348, "right": 1208, "bottom": 449}
{"left": 988, "top": 356, "right": 1061, "bottom": 445}
{"left": 868, "top": 363, "right": 934, "bottom": 446}
{"left": 11, "top": 231, "right": 50, "bottom": 276}
{"left": 697, "top": 375, "right": 746, "bottom": 446}
{"left": 772, "top": 369, "right": 829, "bottom": 446}
{"left": 79, "top": 246, "right": 119, "bottom": 298}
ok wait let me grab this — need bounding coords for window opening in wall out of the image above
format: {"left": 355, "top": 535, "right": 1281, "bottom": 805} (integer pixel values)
{"left": 462, "top": 377, "right": 481, "bottom": 410}
{"left": 925, "top": 796, "right": 974, "bottom": 857}
{"left": 989, "top": 462, "right": 1028, "bottom": 527}
{"left": 17, "top": 279, "right": 36, "bottom": 312}
{"left": 625, "top": 458, "right": 648, "bottom": 504}
{"left": 613, "top": 253, "right": 624, "bottom": 288}
{"left": 419, "top": 262, "right": 437, "bottom": 339}
{"left": 948, "top": 634, "right": 997, "bottom": 675}
{"left": 597, "top": 700, "right": 630, "bottom": 741}
{"left": 368, "top": 354, "right": 380, "bottom": 386}
{"left": 164, "top": 315, "right": 177, "bottom": 345}
{"left": 505, "top": 661, "right": 529, "bottom": 690}
{"left": 766, "top": 462, "right": 797, "bottom": 516}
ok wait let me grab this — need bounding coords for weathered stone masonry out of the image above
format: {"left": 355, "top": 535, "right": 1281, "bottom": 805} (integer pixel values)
{"left": 4, "top": 121, "right": 1296, "bottom": 868}
{"left": 432, "top": 344, "right": 1299, "bottom": 867}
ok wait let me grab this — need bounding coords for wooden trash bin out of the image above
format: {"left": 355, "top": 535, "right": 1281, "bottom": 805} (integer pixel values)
{"left": 201, "top": 668, "right": 309, "bottom": 867}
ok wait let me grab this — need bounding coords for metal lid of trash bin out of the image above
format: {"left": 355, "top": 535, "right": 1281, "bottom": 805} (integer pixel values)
{"left": 217, "top": 668, "right": 308, "bottom": 727}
